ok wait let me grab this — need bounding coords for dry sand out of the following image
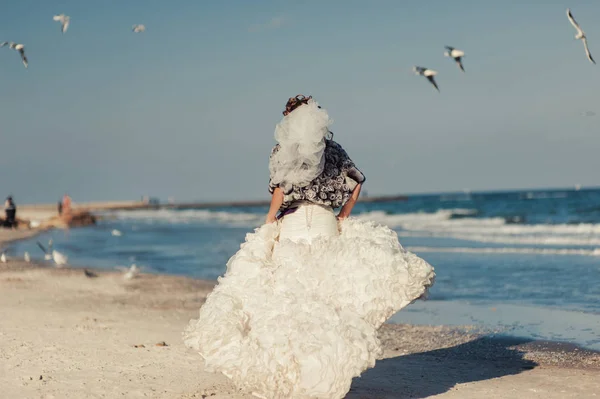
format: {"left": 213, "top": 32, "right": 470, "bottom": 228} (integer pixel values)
{"left": 1, "top": 232, "right": 599, "bottom": 398}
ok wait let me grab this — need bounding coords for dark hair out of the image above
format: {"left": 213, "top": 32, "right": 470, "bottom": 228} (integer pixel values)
{"left": 283, "top": 94, "right": 312, "bottom": 116}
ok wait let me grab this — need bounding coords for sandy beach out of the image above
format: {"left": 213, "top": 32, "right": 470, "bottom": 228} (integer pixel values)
{"left": 1, "top": 230, "right": 600, "bottom": 399}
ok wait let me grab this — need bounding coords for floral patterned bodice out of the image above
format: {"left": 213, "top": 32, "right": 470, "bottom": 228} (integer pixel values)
{"left": 269, "top": 140, "right": 365, "bottom": 211}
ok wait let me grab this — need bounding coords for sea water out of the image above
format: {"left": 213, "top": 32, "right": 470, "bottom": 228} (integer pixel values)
{"left": 8, "top": 188, "right": 600, "bottom": 349}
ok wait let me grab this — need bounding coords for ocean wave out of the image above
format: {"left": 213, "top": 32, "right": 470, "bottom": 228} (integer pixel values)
{"left": 110, "top": 209, "right": 263, "bottom": 226}
{"left": 110, "top": 207, "right": 600, "bottom": 247}
{"left": 520, "top": 192, "right": 570, "bottom": 200}
{"left": 357, "top": 210, "right": 600, "bottom": 247}
{"left": 407, "top": 246, "right": 600, "bottom": 257}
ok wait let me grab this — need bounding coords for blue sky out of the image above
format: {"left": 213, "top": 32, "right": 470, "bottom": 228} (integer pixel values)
{"left": 1, "top": 0, "right": 599, "bottom": 203}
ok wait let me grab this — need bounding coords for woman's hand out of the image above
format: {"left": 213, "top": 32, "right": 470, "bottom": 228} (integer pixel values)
{"left": 266, "top": 187, "right": 284, "bottom": 225}
{"left": 336, "top": 184, "right": 361, "bottom": 221}
{"left": 336, "top": 214, "right": 346, "bottom": 233}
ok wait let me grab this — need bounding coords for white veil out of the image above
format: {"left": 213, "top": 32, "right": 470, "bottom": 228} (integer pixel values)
{"left": 269, "top": 99, "right": 332, "bottom": 191}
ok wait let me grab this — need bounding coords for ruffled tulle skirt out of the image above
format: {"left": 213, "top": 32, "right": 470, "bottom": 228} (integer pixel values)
{"left": 183, "top": 205, "right": 435, "bottom": 399}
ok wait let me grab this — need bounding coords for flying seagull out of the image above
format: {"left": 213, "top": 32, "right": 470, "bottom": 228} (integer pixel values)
{"left": 132, "top": 24, "right": 146, "bottom": 33}
{"left": 566, "top": 8, "right": 595, "bottom": 64}
{"left": 444, "top": 46, "right": 466, "bottom": 72}
{"left": 0, "top": 42, "right": 28, "bottom": 68}
{"left": 37, "top": 240, "right": 53, "bottom": 260}
{"left": 413, "top": 66, "right": 439, "bottom": 92}
{"left": 53, "top": 14, "right": 70, "bottom": 33}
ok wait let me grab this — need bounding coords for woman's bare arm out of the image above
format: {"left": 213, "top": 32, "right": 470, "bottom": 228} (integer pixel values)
{"left": 337, "top": 184, "right": 361, "bottom": 220}
{"left": 266, "top": 187, "right": 284, "bottom": 224}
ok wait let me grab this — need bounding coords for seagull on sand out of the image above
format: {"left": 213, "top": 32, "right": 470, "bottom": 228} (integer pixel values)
{"left": 124, "top": 264, "right": 140, "bottom": 280}
{"left": 444, "top": 46, "right": 466, "bottom": 72}
{"left": 1, "top": 252, "right": 6, "bottom": 263}
{"left": 117, "top": 264, "right": 140, "bottom": 280}
{"left": 132, "top": 24, "right": 146, "bottom": 33}
{"left": 0, "top": 42, "right": 28, "bottom": 68}
{"left": 566, "top": 8, "right": 595, "bottom": 64}
{"left": 52, "top": 250, "right": 68, "bottom": 267}
{"left": 413, "top": 66, "right": 440, "bottom": 92}
{"left": 53, "top": 14, "right": 70, "bottom": 33}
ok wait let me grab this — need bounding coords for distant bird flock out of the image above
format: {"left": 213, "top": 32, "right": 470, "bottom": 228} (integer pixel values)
{"left": 413, "top": 8, "right": 595, "bottom": 92}
{"left": 0, "top": 8, "right": 593, "bottom": 84}
{"left": 1, "top": 13, "right": 145, "bottom": 69}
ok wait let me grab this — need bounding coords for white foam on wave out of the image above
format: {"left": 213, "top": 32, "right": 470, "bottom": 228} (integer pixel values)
{"left": 111, "top": 209, "right": 263, "bottom": 226}
{"left": 521, "top": 191, "right": 569, "bottom": 200}
{"left": 357, "top": 209, "right": 600, "bottom": 247}
{"left": 111, "top": 207, "right": 600, "bottom": 249}
{"left": 407, "top": 246, "right": 600, "bottom": 257}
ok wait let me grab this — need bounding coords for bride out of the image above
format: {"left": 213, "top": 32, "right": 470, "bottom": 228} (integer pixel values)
{"left": 183, "top": 95, "right": 435, "bottom": 399}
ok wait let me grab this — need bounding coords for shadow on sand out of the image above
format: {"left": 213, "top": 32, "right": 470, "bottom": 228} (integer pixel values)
{"left": 347, "top": 336, "right": 538, "bottom": 399}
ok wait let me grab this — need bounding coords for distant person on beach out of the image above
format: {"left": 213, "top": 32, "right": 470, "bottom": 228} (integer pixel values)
{"left": 61, "top": 194, "right": 72, "bottom": 216}
{"left": 4, "top": 196, "right": 17, "bottom": 228}
{"left": 183, "top": 94, "right": 435, "bottom": 398}
{"left": 57, "top": 200, "right": 63, "bottom": 215}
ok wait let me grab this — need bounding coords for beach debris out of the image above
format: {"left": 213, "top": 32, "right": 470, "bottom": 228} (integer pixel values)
{"left": 39, "top": 375, "right": 43, "bottom": 380}
{"left": 53, "top": 14, "right": 70, "bottom": 33}
{"left": 444, "top": 46, "right": 466, "bottom": 72}
{"left": 133, "top": 344, "right": 145, "bottom": 348}
{"left": 0, "top": 252, "right": 6, "bottom": 263}
{"left": 566, "top": 8, "right": 595, "bottom": 64}
{"left": 0, "top": 42, "right": 28, "bottom": 68}
{"left": 111, "top": 229, "right": 122, "bottom": 237}
{"left": 84, "top": 269, "right": 98, "bottom": 278}
{"left": 155, "top": 341, "right": 168, "bottom": 347}
{"left": 132, "top": 24, "right": 146, "bottom": 33}
{"left": 413, "top": 66, "right": 439, "bottom": 92}
{"left": 24, "top": 252, "right": 30, "bottom": 263}
{"left": 52, "top": 250, "right": 68, "bottom": 267}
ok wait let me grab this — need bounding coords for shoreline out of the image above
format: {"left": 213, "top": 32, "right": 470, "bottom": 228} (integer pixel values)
{"left": 4, "top": 227, "right": 600, "bottom": 354}
{"left": 1, "top": 262, "right": 599, "bottom": 398}
{"left": 0, "top": 229, "right": 46, "bottom": 247}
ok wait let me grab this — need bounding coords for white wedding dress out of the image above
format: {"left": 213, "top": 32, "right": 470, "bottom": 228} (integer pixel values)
{"left": 183, "top": 204, "right": 435, "bottom": 399}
